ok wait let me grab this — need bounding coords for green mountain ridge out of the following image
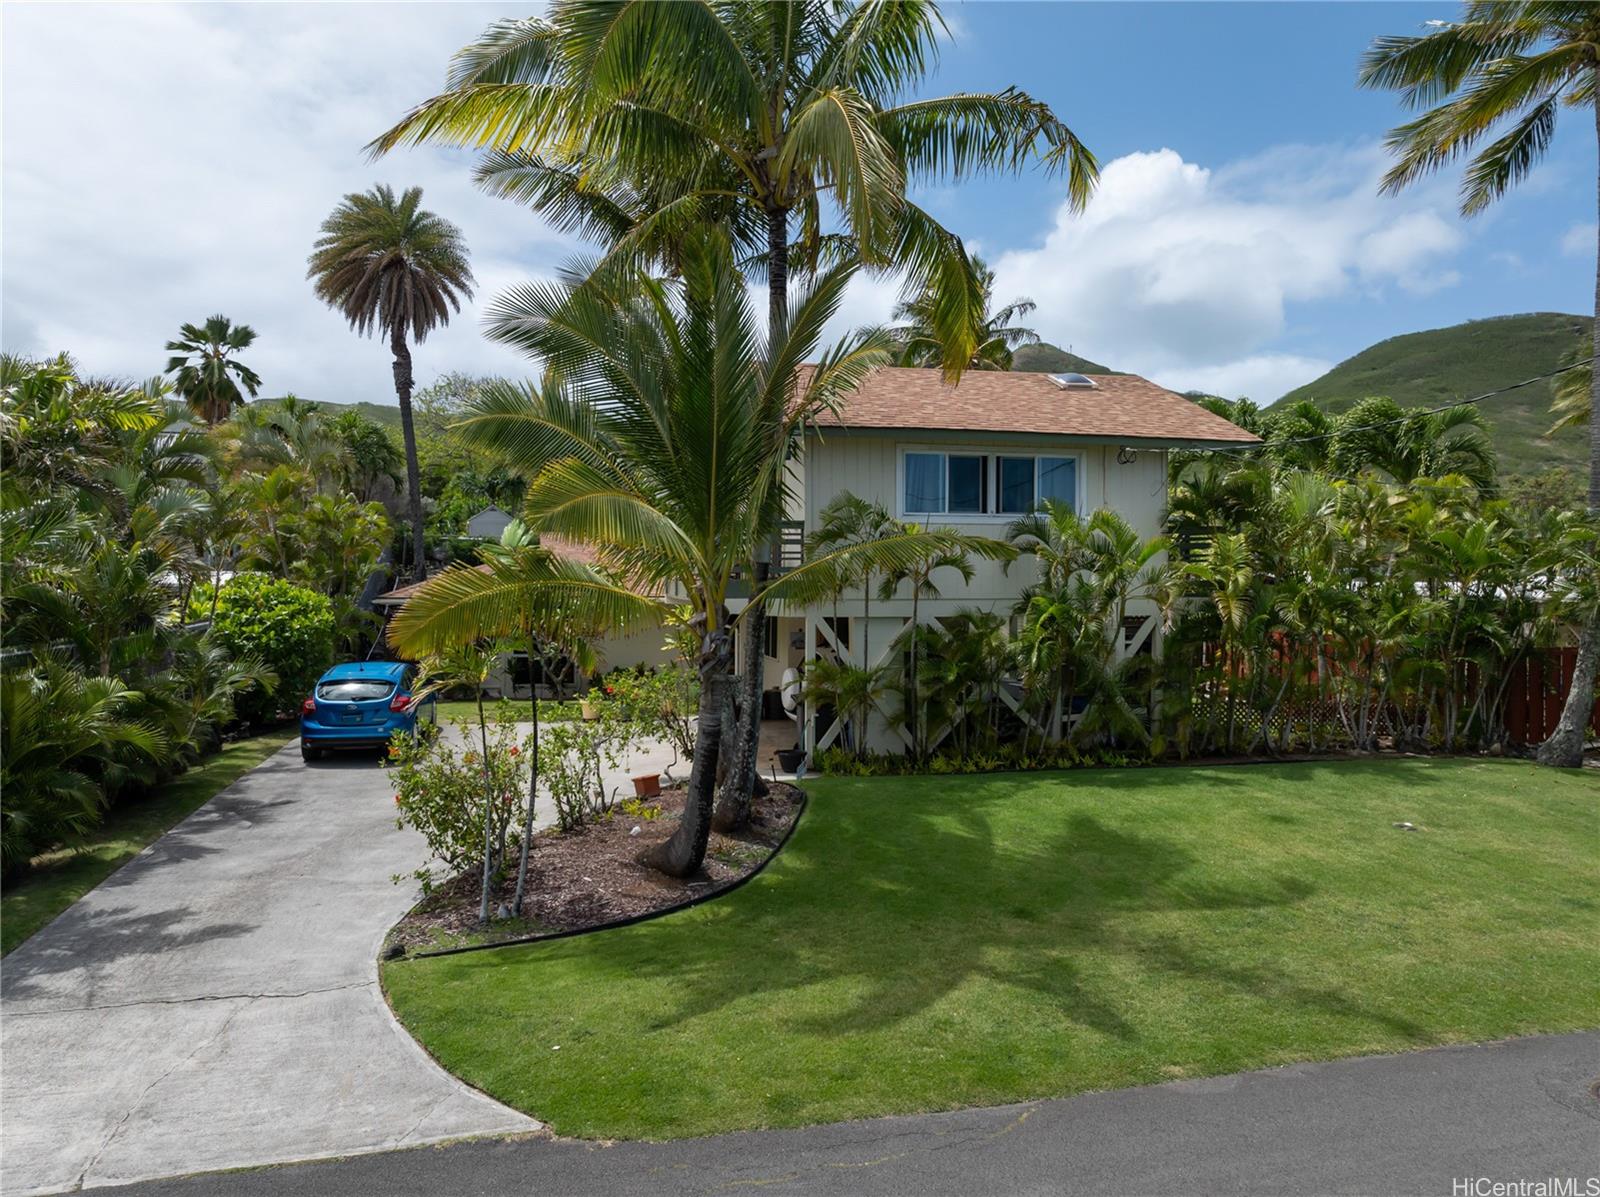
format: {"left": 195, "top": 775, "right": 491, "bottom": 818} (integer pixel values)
{"left": 1270, "top": 312, "right": 1591, "bottom": 478}
{"left": 1011, "top": 342, "right": 1114, "bottom": 375}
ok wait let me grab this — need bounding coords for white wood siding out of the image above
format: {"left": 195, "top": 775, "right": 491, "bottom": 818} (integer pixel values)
{"left": 800, "top": 428, "right": 1168, "bottom": 617}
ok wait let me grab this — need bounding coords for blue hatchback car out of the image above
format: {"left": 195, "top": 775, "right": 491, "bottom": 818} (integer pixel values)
{"left": 299, "top": 661, "right": 434, "bottom": 761}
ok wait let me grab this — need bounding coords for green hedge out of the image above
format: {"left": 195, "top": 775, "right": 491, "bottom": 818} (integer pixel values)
{"left": 203, "top": 575, "right": 336, "bottom": 723}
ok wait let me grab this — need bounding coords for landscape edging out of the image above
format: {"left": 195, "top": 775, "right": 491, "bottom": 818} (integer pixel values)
{"left": 402, "top": 788, "right": 808, "bottom": 961}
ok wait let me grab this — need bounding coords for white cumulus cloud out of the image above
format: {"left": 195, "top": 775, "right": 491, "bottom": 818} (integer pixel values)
{"left": 1561, "top": 223, "right": 1596, "bottom": 258}
{"left": 2, "top": 3, "right": 559, "bottom": 402}
{"left": 988, "top": 145, "right": 1468, "bottom": 401}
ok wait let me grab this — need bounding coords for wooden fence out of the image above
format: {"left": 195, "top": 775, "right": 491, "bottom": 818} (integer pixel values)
{"left": 1503, "top": 647, "right": 1600, "bottom": 746}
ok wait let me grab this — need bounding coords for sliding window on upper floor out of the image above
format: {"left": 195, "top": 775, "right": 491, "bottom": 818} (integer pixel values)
{"left": 900, "top": 448, "right": 1079, "bottom": 519}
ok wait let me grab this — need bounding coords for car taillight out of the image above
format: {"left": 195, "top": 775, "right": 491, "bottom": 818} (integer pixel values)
{"left": 389, "top": 694, "right": 411, "bottom": 713}
{"left": 301, "top": 697, "right": 316, "bottom": 715}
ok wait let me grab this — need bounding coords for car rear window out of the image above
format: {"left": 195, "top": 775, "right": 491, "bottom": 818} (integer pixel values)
{"left": 316, "top": 680, "right": 394, "bottom": 702}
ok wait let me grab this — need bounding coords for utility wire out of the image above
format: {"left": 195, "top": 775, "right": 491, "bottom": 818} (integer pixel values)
{"left": 1193, "top": 354, "right": 1595, "bottom": 456}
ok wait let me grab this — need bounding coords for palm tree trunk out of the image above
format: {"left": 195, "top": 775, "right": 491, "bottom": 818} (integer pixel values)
{"left": 1537, "top": 104, "right": 1600, "bottom": 768}
{"left": 390, "top": 326, "right": 427, "bottom": 583}
{"left": 909, "top": 588, "right": 920, "bottom": 759}
{"left": 649, "top": 620, "right": 731, "bottom": 877}
{"left": 513, "top": 638, "right": 542, "bottom": 915}
{"left": 721, "top": 205, "right": 791, "bottom": 812}
{"left": 1537, "top": 625, "right": 1599, "bottom": 766}
{"left": 714, "top": 607, "right": 763, "bottom": 832}
{"left": 476, "top": 690, "right": 494, "bottom": 922}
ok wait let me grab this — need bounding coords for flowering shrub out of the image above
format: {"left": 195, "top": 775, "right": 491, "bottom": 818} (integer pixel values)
{"left": 386, "top": 709, "right": 531, "bottom": 894}
{"left": 599, "top": 666, "right": 699, "bottom": 765}
{"left": 540, "top": 716, "right": 624, "bottom": 832}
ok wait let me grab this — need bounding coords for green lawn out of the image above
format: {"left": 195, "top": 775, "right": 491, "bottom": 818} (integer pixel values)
{"left": 432, "top": 699, "right": 581, "bottom": 725}
{"left": 383, "top": 759, "right": 1600, "bottom": 1140}
{"left": 1, "top": 726, "right": 298, "bottom": 955}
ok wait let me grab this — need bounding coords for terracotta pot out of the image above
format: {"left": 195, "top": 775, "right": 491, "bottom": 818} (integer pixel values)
{"left": 632, "top": 773, "right": 662, "bottom": 798}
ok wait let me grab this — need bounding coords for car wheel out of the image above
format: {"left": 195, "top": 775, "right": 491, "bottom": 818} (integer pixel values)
{"left": 301, "top": 740, "right": 320, "bottom": 762}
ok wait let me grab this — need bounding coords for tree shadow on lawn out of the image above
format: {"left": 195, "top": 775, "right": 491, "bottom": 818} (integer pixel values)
{"left": 499, "top": 767, "right": 1428, "bottom": 1047}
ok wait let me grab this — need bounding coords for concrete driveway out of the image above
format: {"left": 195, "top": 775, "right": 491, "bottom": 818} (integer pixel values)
{"left": 0, "top": 742, "right": 541, "bottom": 1196}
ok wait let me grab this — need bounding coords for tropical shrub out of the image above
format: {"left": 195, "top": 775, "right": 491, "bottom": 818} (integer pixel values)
{"left": 598, "top": 666, "right": 699, "bottom": 767}
{"left": 387, "top": 714, "right": 526, "bottom": 896}
{"left": 0, "top": 663, "right": 169, "bottom": 877}
{"left": 202, "top": 574, "right": 335, "bottom": 722}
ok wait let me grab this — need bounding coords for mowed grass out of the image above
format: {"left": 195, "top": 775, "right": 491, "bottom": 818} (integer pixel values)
{"left": 1, "top": 726, "right": 297, "bottom": 955}
{"left": 382, "top": 759, "right": 1599, "bottom": 1139}
{"left": 431, "top": 699, "right": 581, "bottom": 725}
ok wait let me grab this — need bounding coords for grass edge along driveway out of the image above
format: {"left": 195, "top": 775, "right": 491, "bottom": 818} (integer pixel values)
{"left": 382, "top": 758, "right": 1599, "bottom": 1140}
{"left": 1, "top": 726, "right": 297, "bottom": 955}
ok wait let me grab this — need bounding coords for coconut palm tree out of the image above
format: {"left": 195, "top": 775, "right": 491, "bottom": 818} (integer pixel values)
{"left": 164, "top": 315, "right": 262, "bottom": 425}
{"left": 388, "top": 229, "right": 996, "bottom": 877}
{"left": 307, "top": 185, "right": 474, "bottom": 583}
{"left": 892, "top": 254, "right": 1038, "bottom": 370}
{"left": 1546, "top": 346, "right": 1591, "bottom": 435}
{"left": 371, "top": 1, "right": 1096, "bottom": 377}
{"left": 374, "top": 2, "right": 1097, "bottom": 803}
{"left": 1359, "top": 0, "right": 1600, "bottom": 764}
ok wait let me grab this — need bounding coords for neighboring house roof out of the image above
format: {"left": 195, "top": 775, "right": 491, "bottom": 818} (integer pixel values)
{"left": 808, "top": 367, "right": 1260, "bottom": 446}
{"left": 465, "top": 506, "right": 514, "bottom": 537}
{"left": 374, "top": 564, "right": 491, "bottom": 608}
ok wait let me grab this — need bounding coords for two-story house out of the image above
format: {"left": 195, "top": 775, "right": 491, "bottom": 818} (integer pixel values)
{"left": 377, "top": 368, "right": 1257, "bottom": 752}
{"left": 741, "top": 367, "right": 1259, "bottom": 758}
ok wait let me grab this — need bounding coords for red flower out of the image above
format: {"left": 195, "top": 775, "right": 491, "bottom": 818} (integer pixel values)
{"left": 509, "top": 746, "right": 520, "bottom": 757}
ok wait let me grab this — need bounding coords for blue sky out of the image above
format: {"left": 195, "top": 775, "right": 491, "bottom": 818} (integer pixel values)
{"left": 3, "top": 2, "right": 1591, "bottom": 404}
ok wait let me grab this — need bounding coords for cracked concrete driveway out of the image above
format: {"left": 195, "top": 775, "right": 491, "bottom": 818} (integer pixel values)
{"left": 0, "top": 743, "right": 538, "bottom": 1196}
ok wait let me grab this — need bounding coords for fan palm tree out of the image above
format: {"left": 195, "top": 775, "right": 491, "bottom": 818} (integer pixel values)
{"left": 164, "top": 315, "right": 262, "bottom": 425}
{"left": 307, "top": 184, "right": 474, "bottom": 583}
{"left": 387, "top": 228, "right": 997, "bottom": 877}
{"left": 893, "top": 253, "right": 1038, "bottom": 370}
{"left": 1359, "top": 1, "right": 1600, "bottom": 764}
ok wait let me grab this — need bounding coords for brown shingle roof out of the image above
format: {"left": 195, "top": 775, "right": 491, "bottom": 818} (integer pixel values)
{"left": 809, "top": 367, "right": 1259, "bottom": 445}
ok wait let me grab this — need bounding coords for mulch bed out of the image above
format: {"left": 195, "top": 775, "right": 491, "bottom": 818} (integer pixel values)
{"left": 387, "top": 781, "right": 803, "bottom": 954}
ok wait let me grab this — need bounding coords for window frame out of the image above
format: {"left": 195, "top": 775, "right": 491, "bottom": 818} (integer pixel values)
{"left": 897, "top": 445, "right": 1083, "bottom": 522}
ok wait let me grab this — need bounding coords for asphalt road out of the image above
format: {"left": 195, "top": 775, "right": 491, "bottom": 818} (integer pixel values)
{"left": 92, "top": 1031, "right": 1599, "bottom": 1197}
{"left": 0, "top": 743, "right": 537, "bottom": 1196}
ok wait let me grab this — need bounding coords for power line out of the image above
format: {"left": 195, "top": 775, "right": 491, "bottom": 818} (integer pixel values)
{"left": 1195, "top": 354, "right": 1595, "bottom": 456}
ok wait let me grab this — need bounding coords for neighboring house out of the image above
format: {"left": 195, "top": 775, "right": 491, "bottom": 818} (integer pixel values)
{"left": 465, "top": 505, "right": 515, "bottom": 541}
{"left": 372, "top": 534, "right": 675, "bottom": 698}
{"left": 737, "top": 368, "right": 1259, "bottom": 759}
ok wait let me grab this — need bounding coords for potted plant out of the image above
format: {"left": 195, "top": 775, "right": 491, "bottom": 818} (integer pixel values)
{"left": 631, "top": 772, "right": 662, "bottom": 798}
{"left": 776, "top": 746, "right": 805, "bottom": 773}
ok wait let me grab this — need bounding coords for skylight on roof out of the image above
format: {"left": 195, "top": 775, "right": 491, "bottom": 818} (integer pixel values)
{"left": 1049, "top": 372, "right": 1097, "bottom": 389}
